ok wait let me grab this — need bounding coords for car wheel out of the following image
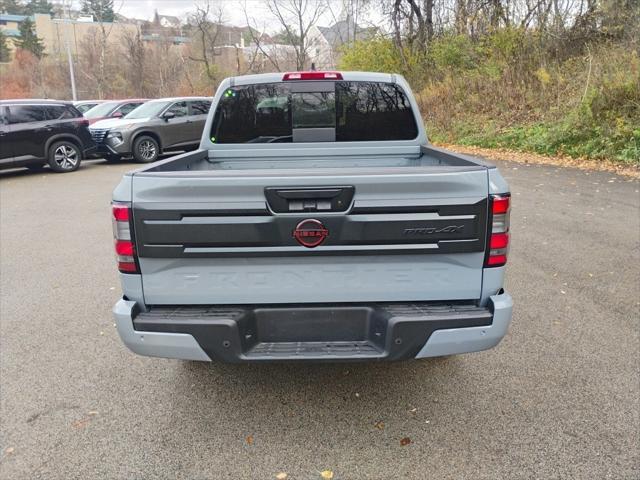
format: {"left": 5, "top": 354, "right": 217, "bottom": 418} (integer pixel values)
{"left": 26, "top": 163, "right": 45, "bottom": 171}
{"left": 104, "top": 154, "right": 122, "bottom": 164}
{"left": 133, "top": 136, "right": 159, "bottom": 163}
{"left": 48, "top": 141, "right": 81, "bottom": 173}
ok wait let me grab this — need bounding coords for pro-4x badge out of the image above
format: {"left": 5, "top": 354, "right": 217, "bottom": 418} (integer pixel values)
{"left": 293, "top": 219, "right": 329, "bottom": 248}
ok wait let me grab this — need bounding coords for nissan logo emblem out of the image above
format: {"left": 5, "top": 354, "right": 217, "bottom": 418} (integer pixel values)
{"left": 293, "top": 219, "right": 329, "bottom": 248}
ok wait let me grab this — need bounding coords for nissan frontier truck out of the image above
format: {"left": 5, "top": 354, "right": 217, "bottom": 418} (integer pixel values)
{"left": 111, "top": 71, "right": 513, "bottom": 362}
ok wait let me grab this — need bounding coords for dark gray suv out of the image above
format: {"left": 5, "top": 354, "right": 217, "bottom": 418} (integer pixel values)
{"left": 0, "top": 100, "right": 96, "bottom": 173}
{"left": 89, "top": 97, "right": 211, "bottom": 163}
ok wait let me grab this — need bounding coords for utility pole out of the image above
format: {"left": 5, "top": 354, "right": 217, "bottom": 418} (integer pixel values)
{"left": 64, "top": 1, "right": 77, "bottom": 100}
{"left": 66, "top": 41, "right": 77, "bottom": 100}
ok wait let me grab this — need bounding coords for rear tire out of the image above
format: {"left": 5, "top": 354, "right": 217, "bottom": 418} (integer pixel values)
{"left": 48, "top": 141, "right": 81, "bottom": 173}
{"left": 132, "top": 136, "right": 159, "bottom": 163}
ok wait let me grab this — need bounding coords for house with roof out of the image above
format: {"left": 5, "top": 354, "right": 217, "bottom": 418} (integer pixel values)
{"left": 307, "top": 19, "right": 378, "bottom": 69}
{"left": 157, "top": 14, "right": 181, "bottom": 29}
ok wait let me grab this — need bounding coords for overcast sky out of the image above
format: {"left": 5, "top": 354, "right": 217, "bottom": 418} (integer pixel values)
{"left": 97, "top": 0, "right": 377, "bottom": 30}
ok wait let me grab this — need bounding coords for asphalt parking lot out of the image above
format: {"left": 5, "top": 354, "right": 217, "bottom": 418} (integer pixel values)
{"left": 1, "top": 158, "right": 638, "bottom": 479}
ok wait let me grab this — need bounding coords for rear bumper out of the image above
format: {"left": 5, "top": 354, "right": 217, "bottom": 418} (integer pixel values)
{"left": 113, "top": 292, "right": 513, "bottom": 362}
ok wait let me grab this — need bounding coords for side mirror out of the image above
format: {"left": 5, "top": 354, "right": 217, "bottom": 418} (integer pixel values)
{"left": 112, "top": 111, "right": 123, "bottom": 118}
{"left": 162, "top": 111, "right": 175, "bottom": 121}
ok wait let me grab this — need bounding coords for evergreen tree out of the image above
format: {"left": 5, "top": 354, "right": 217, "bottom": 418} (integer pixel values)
{"left": 81, "top": 0, "right": 115, "bottom": 23}
{"left": 0, "top": 29, "right": 11, "bottom": 62}
{"left": 16, "top": 17, "right": 44, "bottom": 58}
{"left": 0, "top": 0, "right": 26, "bottom": 15}
{"left": 24, "top": 0, "right": 53, "bottom": 15}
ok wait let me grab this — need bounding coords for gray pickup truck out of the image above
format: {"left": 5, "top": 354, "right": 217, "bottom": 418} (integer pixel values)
{"left": 111, "top": 71, "right": 513, "bottom": 362}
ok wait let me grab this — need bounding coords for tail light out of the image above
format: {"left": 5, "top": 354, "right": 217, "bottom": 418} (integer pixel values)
{"left": 283, "top": 71, "right": 343, "bottom": 81}
{"left": 112, "top": 203, "right": 139, "bottom": 274}
{"left": 485, "top": 194, "right": 511, "bottom": 267}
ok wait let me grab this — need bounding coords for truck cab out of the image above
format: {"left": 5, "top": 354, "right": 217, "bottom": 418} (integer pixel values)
{"left": 111, "top": 71, "right": 513, "bottom": 362}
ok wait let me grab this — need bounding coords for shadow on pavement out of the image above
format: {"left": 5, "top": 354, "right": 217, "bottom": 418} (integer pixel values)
{"left": 174, "top": 357, "right": 458, "bottom": 419}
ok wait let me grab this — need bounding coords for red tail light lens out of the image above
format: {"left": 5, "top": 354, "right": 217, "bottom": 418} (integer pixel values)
{"left": 283, "top": 71, "right": 343, "bottom": 81}
{"left": 492, "top": 195, "right": 510, "bottom": 214}
{"left": 112, "top": 203, "right": 138, "bottom": 274}
{"left": 112, "top": 205, "right": 130, "bottom": 221}
{"left": 115, "top": 240, "right": 135, "bottom": 256}
{"left": 486, "top": 254, "right": 508, "bottom": 267}
{"left": 490, "top": 232, "right": 510, "bottom": 250}
{"left": 485, "top": 194, "right": 511, "bottom": 268}
{"left": 118, "top": 261, "right": 138, "bottom": 273}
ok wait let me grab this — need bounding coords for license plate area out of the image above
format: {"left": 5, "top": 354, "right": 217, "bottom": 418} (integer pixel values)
{"left": 253, "top": 306, "right": 378, "bottom": 343}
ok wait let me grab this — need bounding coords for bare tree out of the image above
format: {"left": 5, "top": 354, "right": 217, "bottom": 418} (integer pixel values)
{"left": 188, "top": 1, "right": 226, "bottom": 81}
{"left": 121, "top": 27, "right": 146, "bottom": 96}
{"left": 245, "top": 0, "right": 327, "bottom": 71}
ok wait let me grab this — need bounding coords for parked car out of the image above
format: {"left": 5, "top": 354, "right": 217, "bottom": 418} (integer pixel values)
{"left": 0, "top": 100, "right": 96, "bottom": 173}
{"left": 83, "top": 99, "right": 148, "bottom": 125}
{"left": 90, "top": 97, "right": 211, "bottom": 163}
{"left": 73, "top": 100, "right": 105, "bottom": 114}
{"left": 111, "top": 71, "right": 513, "bottom": 363}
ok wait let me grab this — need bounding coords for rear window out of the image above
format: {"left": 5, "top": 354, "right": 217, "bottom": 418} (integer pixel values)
{"left": 190, "top": 100, "right": 211, "bottom": 115}
{"left": 210, "top": 81, "right": 418, "bottom": 143}
{"left": 45, "top": 105, "right": 80, "bottom": 120}
{"left": 7, "top": 105, "right": 47, "bottom": 124}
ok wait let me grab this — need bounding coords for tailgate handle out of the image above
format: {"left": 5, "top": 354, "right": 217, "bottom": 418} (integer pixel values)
{"left": 276, "top": 188, "right": 342, "bottom": 200}
{"left": 265, "top": 186, "right": 355, "bottom": 213}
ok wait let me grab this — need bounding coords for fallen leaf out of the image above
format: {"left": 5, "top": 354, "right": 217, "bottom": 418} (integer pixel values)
{"left": 400, "top": 437, "right": 412, "bottom": 446}
{"left": 5, "top": 447, "right": 14, "bottom": 455}
{"left": 320, "top": 470, "right": 334, "bottom": 479}
{"left": 425, "top": 420, "right": 430, "bottom": 424}
{"left": 354, "top": 392, "right": 360, "bottom": 398}
{"left": 374, "top": 421, "right": 384, "bottom": 430}
{"left": 246, "top": 435, "right": 254, "bottom": 446}
{"left": 409, "top": 407, "right": 417, "bottom": 413}
{"left": 87, "top": 411, "right": 98, "bottom": 416}
{"left": 72, "top": 418, "right": 90, "bottom": 429}
{"left": 560, "top": 290, "right": 566, "bottom": 295}
{"left": 276, "top": 473, "right": 288, "bottom": 480}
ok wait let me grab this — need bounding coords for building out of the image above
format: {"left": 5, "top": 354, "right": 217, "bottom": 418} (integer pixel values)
{"left": 156, "top": 14, "right": 181, "bottom": 29}
{"left": 0, "top": 13, "right": 141, "bottom": 59}
{"left": 0, "top": 14, "right": 27, "bottom": 59}
{"left": 308, "top": 20, "right": 378, "bottom": 69}
{"left": 34, "top": 13, "right": 139, "bottom": 57}
{"left": 0, "top": 13, "right": 193, "bottom": 61}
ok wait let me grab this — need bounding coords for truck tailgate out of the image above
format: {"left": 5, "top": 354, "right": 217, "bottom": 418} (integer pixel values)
{"left": 131, "top": 168, "right": 489, "bottom": 305}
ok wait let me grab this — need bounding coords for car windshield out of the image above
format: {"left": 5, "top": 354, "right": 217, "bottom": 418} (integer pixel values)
{"left": 125, "top": 101, "right": 169, "bottom": 119}
{"left": 84, "top": 101, "right": 119, "bottom": 118}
